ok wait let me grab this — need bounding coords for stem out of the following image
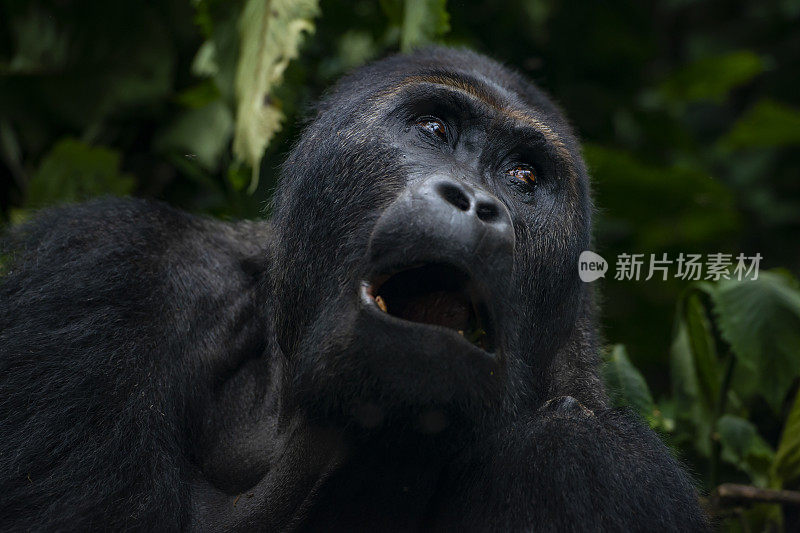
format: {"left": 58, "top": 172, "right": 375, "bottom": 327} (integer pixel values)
{"left": 709, "top": 352, "right": 736, "bottom": 489}
{"left": 711, "top": 484, "right": 800, "bottom": 508}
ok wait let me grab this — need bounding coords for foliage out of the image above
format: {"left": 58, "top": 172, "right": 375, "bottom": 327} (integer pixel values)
{"left": 27, "top": 138, "right": 135, "bottom": 208}
{"left": 232, "top": 0, "right": 319, "bottom": 192}
{"left": 603, "top": 270, "right": 800, "bottom": 530}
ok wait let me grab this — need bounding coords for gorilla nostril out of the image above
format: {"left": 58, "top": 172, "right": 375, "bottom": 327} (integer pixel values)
{"left": 476, "top": 202, "right": 500, "bottom": 223}
{"left": 436, "top": 182, "right": 471, "bottom": 212}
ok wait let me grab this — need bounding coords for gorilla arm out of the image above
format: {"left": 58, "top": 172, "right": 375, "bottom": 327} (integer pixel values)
{"left": 433, "top": 396, "right": 710, "bottom": 531}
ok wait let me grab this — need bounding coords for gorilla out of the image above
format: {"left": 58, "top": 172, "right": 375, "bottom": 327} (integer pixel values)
{"left": 0, "top": 47, "right": 707, "bottom": 531}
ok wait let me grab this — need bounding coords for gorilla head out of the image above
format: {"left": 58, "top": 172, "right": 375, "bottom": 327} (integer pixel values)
{"left": 269, "top": 47, "right": 596, "bottom": 427}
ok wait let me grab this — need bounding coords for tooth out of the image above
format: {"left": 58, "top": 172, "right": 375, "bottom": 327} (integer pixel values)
{"left": 375, "top": 295, "right": 387, "bottom": 312}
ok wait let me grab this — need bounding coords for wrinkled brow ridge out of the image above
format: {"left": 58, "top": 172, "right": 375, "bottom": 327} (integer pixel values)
{"left": 376, "top": 73, "right": 574, "bottom": 167}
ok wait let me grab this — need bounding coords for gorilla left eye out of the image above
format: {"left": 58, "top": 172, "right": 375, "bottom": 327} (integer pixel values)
{"left": 416, "top": 118, "right": 447, "bottom": 142}
{"left": 507, "top": 165, "right": 536, "bottom": 185}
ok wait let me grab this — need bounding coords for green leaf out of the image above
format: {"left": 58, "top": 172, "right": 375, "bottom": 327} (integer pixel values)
{"left": 721, "top": 100, "right": 800, "bottom": 149}
{"left": 26, "top": 138, "right": 135, "bottom": 208}
{"left": 711, "top": 271, "right": 800, "bottom": 413}
{"left": 155, "top": 101, "right": 233, "bottom": 171}
{"left": 233, "top": 0, "right": 319, "bottom": 193}
{"left": 659, "top": 51, "right": 765, "bottom": 104}
{"left": 718, "top": 414, "right": 775, "bottom": 487}
{"left": 773, "top": 389, "right": 800, "bottom": 486}
{"left": 400, "top": 0, "right": 450, "bottom": 52}
{"left": 670, "top": 288, "right": 718, "bottom": 456}
{"left": 602, "top": 344, "right": 656, "bottom": 423}
{"left": 684, "top": 290, "right": 721, "bottom": 407}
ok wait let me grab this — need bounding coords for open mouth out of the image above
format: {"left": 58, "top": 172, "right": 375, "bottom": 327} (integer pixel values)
{"left": 364, "top": 263, "right": 495, "bottom": 352}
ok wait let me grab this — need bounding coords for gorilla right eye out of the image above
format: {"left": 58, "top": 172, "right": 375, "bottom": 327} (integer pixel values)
{"left": 508, "top": 165, "right": 537, "bottom": 186}
{"left": 416, "top": 117, "right": 447, "bottom": 141}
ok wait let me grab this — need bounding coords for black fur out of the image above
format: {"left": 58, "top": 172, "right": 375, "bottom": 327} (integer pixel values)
{"left": 0, "top": 47, "right": 708, "bottom": 531}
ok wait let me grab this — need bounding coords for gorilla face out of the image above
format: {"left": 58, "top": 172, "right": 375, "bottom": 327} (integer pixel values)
{"left": 270, "top": 47, "right": 592, "bottom": 422}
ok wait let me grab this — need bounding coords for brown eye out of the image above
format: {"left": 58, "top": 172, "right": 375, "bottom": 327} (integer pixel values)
{"left": 417, "top": 118, "right": 447, "bottom": 142}
{"left": 508, "top": 165, "right": 536, "bottom": 185}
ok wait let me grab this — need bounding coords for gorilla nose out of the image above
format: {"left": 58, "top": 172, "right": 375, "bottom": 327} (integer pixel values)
{"left": 368, "top": 176, "right": 515, "bottom": 274}
{"left": 412, "top": 177, "right": 515, "bottom": 256}
{"left": 432, "top": 179, "right": 509, "bottom": 227}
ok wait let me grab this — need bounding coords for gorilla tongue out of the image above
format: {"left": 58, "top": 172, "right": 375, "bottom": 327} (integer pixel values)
{"left": 391, "top": 289, "right": 471, "bottom": 330}
{"left": 374, "top": 263, "right": 475, "bottom": 334}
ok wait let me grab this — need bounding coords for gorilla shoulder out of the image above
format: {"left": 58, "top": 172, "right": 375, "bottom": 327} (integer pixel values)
{"left": 0, "top": 197, "right": 270, "bottom": 531}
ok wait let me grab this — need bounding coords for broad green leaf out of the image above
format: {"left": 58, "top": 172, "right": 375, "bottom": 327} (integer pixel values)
{"left": 155, "top": 101, "right": 233, "bottom": 170}
{"left": 721, "top": 100, "right": 800, "bottom": 149}
{"left": 233, "top": 0, "right": 319, "bottom": 193}
{"left": 718, "top": 414, "right": 775, "bottom": 487}
{"left": 26, "top": 138, "right": 134, "bottom": 208}
{"left": 710, "top": 271, "right": 800, "bottom": 413}
{"left": 602, "top": 344, "right": 656, "bottom": 423}
{"left": 659, "top": 51, "right": 765, "bottom": 104}
{"left": 400, "top": 0, "right": 450, "bottom": 52}
{"left": 773, "top": 389, "right": 800, "bottom": 486}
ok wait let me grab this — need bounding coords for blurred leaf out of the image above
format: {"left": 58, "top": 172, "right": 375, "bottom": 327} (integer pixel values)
{"left": 380, "top": 0, "right": 404, "bottom": 25}
{"left": 100, "top": 33, "right": 174, "bottom": 110}
{"left": 317, "top": 30, "right": 379, "bottom": 80}
{"left": 711, "top": 271, "right": 800, "bottom": 413}
{"left": 0, "top": 119, "right": 23, "bottom": 189}
{"left": 721, "top": 99, "right": 800, "bottom": 149}
{"left": 523, "top": 0, "right": 553, "bottom": 37}
{"left": 193, "top": 40, "right": 220, "bottom": 78}
{"left": 192, "top": 1, "right": 243, "bottom": 101}
{"left": 338, "top": 30, "right": 377, "bottom": 68}
{"left": 155, "top": 101, "right": 233, "bottom": 170}
{"left": 26, "top": 138, "right": 134, "bottom": 208}
{"left": 175, "top": 80, "right": 222, "bottom": 109}
{"left": 602, "top": 344, "right": 656, "bottom": 424}
{"left": 718, "top": 414, "right": 775, "bottom": 487}
{"left": 773, "top": 389, "right": 800, "bottom": 486}
{"left": 4, "top": 4, "right": 70, "bottom": 73}
{"left": 227, "top": 162, "right": 251, "bottom": 192}
{"left": 586, "top": 144, "right": 739, "bottom": 249}
{"left": 660, "top": 51, "right": 765, "bottom": 104}
{"left": 233, "top": 0, "right": 319, "bottom": 193}
{"left": 400, "top": 0, "right": 450, "bottom": 52}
